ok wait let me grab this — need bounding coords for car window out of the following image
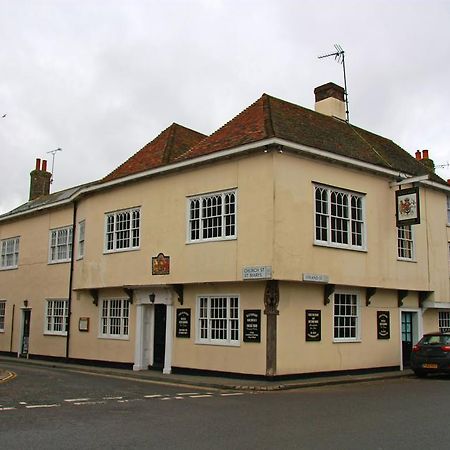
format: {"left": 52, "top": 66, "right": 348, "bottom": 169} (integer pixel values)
{"left": 421, "top": 335, "right": 450, "bottom": 345}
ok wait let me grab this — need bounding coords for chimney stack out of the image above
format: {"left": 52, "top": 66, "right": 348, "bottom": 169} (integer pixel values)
{"left": 314, "top": 82, "right": 346, "bottom": 121}
{"left": 415, "top": 150, "right": 422, "bottom": 160}
{"left": 29, "top": 158, "right": 52, "bottom": 201}
{"left": 418, "top": 149, "right": 435, "bottom": 173}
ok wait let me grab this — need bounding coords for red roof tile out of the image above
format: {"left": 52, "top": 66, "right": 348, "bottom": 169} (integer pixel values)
{"left": 103, "top": 123, "right": 206, "bottom": 182}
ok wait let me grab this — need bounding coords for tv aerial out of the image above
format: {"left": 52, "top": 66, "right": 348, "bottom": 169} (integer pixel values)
{"left": 318, "top": 44, "right": 350, "bottom": 123}
{"left": 46, "top": 147, "right": 62, "bottom": 184}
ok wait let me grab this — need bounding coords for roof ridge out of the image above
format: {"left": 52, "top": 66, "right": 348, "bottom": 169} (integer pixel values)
{"left": 162, "top": 123, "right": 178, "bottom": 165}
{"left": 262, "top": 93, "right": 275, "bottom": 137}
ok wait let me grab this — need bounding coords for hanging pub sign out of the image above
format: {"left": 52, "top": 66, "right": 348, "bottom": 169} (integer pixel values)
{"left": 176, "top": 308, "right": 191, "bottom": 338}
{"left": 152, "top": 253, "right": 170, "bottom": 275}
{"left": 396, "top": 187, "right": 420, "bottom": 226}
{"left": 243, "top": 310, "right": 261, "bottom": 342}
{"left": 377, "top": 311, "right": 390, "bottom": 340}
{"left": 306, "top": 310, "right": 321, "bottom": 341}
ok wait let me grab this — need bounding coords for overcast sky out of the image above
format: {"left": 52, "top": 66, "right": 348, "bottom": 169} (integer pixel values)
{"left": 1, "top": 0, "right": 449, "bottom": 214}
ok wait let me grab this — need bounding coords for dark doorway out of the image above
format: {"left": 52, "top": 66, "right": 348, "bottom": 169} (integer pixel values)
{"left": 153, "top": 304, "right": 167, "bottom": 369}
{"left": 21, "top": 309, "right": 31, "bottom": 357}
{"left": 401, "top": 312, "right": 414, "bottom": 368}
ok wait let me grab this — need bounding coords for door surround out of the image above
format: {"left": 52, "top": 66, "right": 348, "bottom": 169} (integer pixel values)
{"left": 399, "top": 308, "right": 422, "bottom": 370}
{"left": 133, "top": 287, "right": 174, "bottom": 374}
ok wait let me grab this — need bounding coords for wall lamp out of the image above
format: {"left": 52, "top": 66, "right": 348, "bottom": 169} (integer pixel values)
{"left": 149, "top": 293, "right": 156, "bottom": 304}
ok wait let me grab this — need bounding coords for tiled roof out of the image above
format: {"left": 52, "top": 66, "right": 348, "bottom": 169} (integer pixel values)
{"left": 177, "top": 94, "right": 442, "bottom": 181}
{"left": 103, "top": 123, "right": 207, "bottom": 182}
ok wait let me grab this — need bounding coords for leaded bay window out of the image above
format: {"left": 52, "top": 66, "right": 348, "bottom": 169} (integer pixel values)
{"left": 49, "top": 226, "right": 73, "bottom": 263}
{"left": 45, "top": 299, "right": 68, "bottom": 335}
{"left": 333, "top": 292, "right": 360, "bottom": 341}
{"left": 197, "top": 295, "right": 239, "bottom": 345}
{"left": 188, "top": 190, "right": 236, "bottom": 242}
{"left": 397, "top": 225, "right": 414, "bottom": 260}
{"left": 100, "top": 299, "right": 130, "bottom": 338}
{"left": 1, "top": 237, "right": 20, "bottom": 269}
{"left": 105, "top": 208, "right": 140, "bottom": 252}
{"left": 314, "top": 185, "right": 365, "bottom": 250}
{"left": 0, "top": 300, "right": 5, "bottom": 332}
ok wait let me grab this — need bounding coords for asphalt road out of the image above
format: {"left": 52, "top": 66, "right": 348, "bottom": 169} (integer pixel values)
{"left": 1, "top": 362, "right": 449, "bottom": 450}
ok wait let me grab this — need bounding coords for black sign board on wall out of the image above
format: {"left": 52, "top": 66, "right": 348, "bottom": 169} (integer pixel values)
{"left": 176, "top": 308, "right": 191, "bottom": 338}
{"left": 243, "top": 310, "right": 261, "bottom": 343}
{"left": 306, "top": 310, "right": 321, "bottom": 341}
{"left": 377, "top": 311, "right": 390, "bottom": 339}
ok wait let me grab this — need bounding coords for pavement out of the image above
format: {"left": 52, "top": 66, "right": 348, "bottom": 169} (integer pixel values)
{"left": 0, "top": 355, "right": 413, "bottom": 391}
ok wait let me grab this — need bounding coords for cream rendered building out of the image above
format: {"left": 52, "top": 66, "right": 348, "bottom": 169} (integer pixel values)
{"left": 1, "top": 83, "right": 449, "bottom": 378}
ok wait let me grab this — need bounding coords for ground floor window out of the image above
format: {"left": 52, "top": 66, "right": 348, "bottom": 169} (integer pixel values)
{"left": 333, "top": 292, "right": 360, "bottom": 341}
{"left": 0, "top": 300, "right": 5, "bottom": 331}
{"left": 45, "top": 299, "right": 68, "bottom": 335}
{"left": 197, "top": 295, "right": 239, "bottom": 345}
{"left": 439, "top": 311, "right": 450, "bottom": 332}
{"left": 100, "top": 299, "right": 130, "bottom": 339}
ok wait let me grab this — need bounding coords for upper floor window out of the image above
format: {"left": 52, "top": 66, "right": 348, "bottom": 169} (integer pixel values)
{"left": 333, "top": 292, "right": 360, "bottom": 342}
{"left": 314, "top": 185, "right": 365, "bottom": 250}
{"left": 397, "top": 225, "right": 415, "bottom": 261}
{"left": 100, "top": 298, "right": 130, "bottom": 339}
{"left": 197, "top": 295, "right": 240, "bottom": 346}
{"left": 49, "top": 226, "right": 73, "bottom": 263}
{"left": 78, "top": 220, "right": 85, "bottom": 259}
{"left": 188, "top": 190, "right": 236, "bottom": 242}
{"left": 105, "top": 208, "right": 140, "bottom": 253}
{"left": 447, "top": 196, "right": 450, "bottom": 225}
{"left": 45, "top": 299, "right": 68, "bottom": 335}
{"left": 1, "top": 237, "right": 20, "bottom": 269}
{"left": 439, "top": 311, "right": 450, "bottom": 333}
{"left": 0, "top": 300, "right": 5, "bottom": 332}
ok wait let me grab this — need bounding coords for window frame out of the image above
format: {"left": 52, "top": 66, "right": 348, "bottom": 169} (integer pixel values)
{"left": 196, "top": 295, "right": 240, "bottom": 346}
{"left": 313, "top": 184, "right": 366, "bottom": 251}
{"left": 104, "top": 207, "right": 141, "bottom": 253}
{"left": 48, "top": 226, "right": 73, "bottom": 264}
{"left": 99, "top": 298, "right": 130, "bottom": 340}
{"left": 439, "top": 311, "right": 450, "bottom": 333}
{"left": 78, "top": 220, "right": 85, "bottom": 260}
{"left": 44, "top": 299, "right": 68, "bottom": 336}
{"left": 1, "top": 236, "right": 20, "bottom": 270}
{"left": 447, "top": 196, "right": 450, "bottom": 225}
{"left": 397, "top": 224, "right": 415, "bottom": 261}
{"left": 187, "top": 189, "right": 237, "bottom": 243}
{"left": 0, "top": 300, "right": 6, "bottom": 332}
{"left": 333, "top": 291, "right": 361, "bottom": 342}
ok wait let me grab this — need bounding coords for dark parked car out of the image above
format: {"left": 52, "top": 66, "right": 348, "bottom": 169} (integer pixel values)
{"left": 411, "top": 332, "right": 450, "bottom": 377}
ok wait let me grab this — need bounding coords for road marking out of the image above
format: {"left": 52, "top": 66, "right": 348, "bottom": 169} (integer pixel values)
{"left": 174, "top": 396, "right": 184, "bottom": 400}
{"left": 103, "top": 396, "right": 123, "bottom": 400}
{"left": 144, "top": 394, "right": 162, "bottom": 398}
{"left": 73, "top": 401, "right": 106, "bottom": 406}
{"left": 176, "top": 392, "right": 199, "bottom": 396}
{"left": 189, "top": 394, "right": 213, "bottom": 398}
{"left": 220, "top": 392, "right": 244, "bottom": 396}
{"left": 161, "top": 397, "right": 172, "bottom": 401}
{"left": 64, "top": 398, "right": 91, "bottom": 403}
{"left": 0, "top": 407, "right": 16, "bottom": 411}
{"left": 25, "top": 404, "right": 60, "bottom": 409}
{"left": 19, "top": 402, "right": 28, "bottom": 405}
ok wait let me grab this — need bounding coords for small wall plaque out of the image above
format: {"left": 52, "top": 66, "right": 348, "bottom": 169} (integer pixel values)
{"left": 303, "top": 273, "right": 329, "bottom": 283}
{"left": 243, "top": 310, "right": 261, "bottom": 342}
{"left": 152, "top": 253, "right": 170, "bottom": 275}
{"left": 306, "top": 310, "right": 321, "bottom": 341}
{"left": 79, "top": 317, "right": 89, "bottom": 332}
{"left": 176, "top": 309, "right": 191, "bottom": 338}
{"left": 242, "top": 266, "right": 272, "bottom": 280}
{"left": 377, "top": 311, "right": 390, "bottom": 339}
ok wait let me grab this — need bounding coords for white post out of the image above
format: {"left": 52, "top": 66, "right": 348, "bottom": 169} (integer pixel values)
{"left": 133, "top": 304, "right": 145, "bottom": 371}
{"left": 163, "top": 302, "right": 173, "bottom": 374}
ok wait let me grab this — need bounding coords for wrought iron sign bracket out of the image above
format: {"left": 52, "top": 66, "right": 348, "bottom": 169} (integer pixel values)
{"left": 173, "top": 284, "right": 184, "bottom": 305}
{"left": 419, "top": 291, "right": 432, "bottom": 308}
{"left": 123, "top": 288, "right": 134, "bottom": 304}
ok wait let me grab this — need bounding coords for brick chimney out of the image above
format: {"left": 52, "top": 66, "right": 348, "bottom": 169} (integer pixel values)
{"left": 314, "top": 82, "right": 346, "bottom": 120}
{"left": 419, "top": 149, "right": 435, "bottom": 173}
{"left": 29, "top": 158, "right": 52, "bottom": 200}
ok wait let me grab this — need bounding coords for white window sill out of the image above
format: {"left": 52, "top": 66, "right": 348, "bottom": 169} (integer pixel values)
{"left": 98, "top": 335, "right": 129, "bottom": 341}
{"left": 48, "top": 259, "right": 71, "bottom": 265}
{"left": 333, "top": 339, "right": 361, "bottom": 343}
{"left": 314, "top": 242, "right": 367, "bottom": 252}
{"left": 186, "top": 236, "right": 237, "bottom": 245}
{"left": 103, "top": 247, "right": 140, "bottom": 255}
{"left": 44, "top": 332, "right": 67, "bottom": 337}
{"left": 397, "top": 258, "right": 417, "bottom": 263}
{"left": 0, "top": 266, "right": 18, "bottom": 271}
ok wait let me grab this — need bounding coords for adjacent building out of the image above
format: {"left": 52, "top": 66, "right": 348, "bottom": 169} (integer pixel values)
{"left": 1, "top": 83, "right": 449, "bottom": 378}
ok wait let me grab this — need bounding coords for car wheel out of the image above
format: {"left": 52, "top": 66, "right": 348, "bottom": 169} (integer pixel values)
{"left": 413, "top": 370, "right": 428, "bottom": 378}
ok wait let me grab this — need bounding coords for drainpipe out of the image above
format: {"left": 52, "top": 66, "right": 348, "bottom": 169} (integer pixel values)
{"left": 65, "top": 200, "right": 77, "bottom": 360}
